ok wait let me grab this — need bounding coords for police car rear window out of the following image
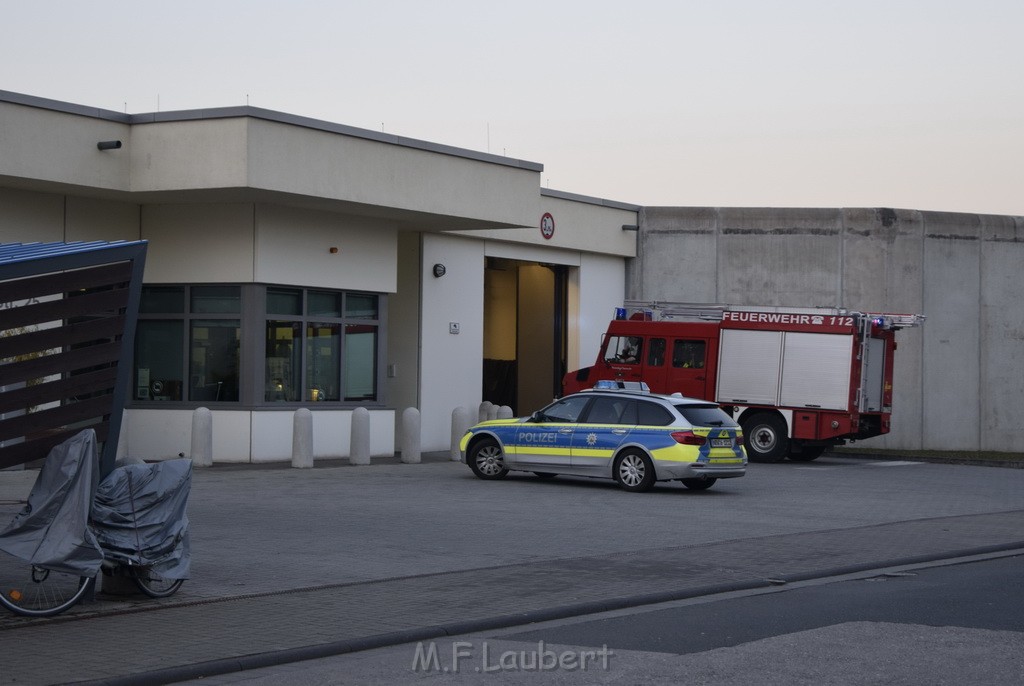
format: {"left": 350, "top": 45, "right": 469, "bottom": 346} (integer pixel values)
{"left": 674, "top": 404, "right": 738, "bottom": 427}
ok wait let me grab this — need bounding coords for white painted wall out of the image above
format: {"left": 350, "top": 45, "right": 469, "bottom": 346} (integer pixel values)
{"left": 142, "top": 203, "right": 256, "bottom": 283}
{"left": 124, "top": 408, "right": 394, "bottom": 463}
{"left": 419, "top": 233, "right": 485, "bottom": 451}
{"left": 255, "top": 204, "right": 397, "bottom": 293}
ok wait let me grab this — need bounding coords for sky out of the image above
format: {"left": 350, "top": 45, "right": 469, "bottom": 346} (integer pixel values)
{"left": 4, "top": 0, "right": 1023, "bottom": 215}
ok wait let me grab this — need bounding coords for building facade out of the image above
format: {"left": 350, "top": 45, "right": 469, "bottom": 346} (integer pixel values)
{"left": 0, "top": 91, "right": 638, "bottom": 462}
{"left": 3, "top": 91, "right": 1022, "bottom": 459}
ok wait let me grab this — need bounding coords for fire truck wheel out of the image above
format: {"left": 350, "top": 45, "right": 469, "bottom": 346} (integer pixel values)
{"left": 743, "top": 413, "right": 789, "bottom": 463}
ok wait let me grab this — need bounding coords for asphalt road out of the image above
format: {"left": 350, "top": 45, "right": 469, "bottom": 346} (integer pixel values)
{"left": 188, "top": 552, "right": 1024, "bottom": 685}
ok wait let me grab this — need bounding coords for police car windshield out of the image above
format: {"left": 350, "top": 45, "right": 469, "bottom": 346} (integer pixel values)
{"left": 673, "top": 403, "right": 737, "bottom": 427}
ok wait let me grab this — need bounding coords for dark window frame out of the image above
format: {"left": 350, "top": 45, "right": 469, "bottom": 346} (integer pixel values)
{"left": 129, "top": 283, "right": 387, "bottom": 409}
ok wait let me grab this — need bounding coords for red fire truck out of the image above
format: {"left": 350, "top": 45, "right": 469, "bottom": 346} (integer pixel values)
{"left": 562, "top": 301, "right": 924, "bottom": 463}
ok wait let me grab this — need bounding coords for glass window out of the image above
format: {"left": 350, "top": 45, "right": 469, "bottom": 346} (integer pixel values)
{"left": 672, "top": 340, "right": 706, "bottom": 368}
{"left": 308, "top": 291, "right": 342, "bottom": 318}
{"left": 345, "top": 293, "right": 378, "bottom": 319}
{"left": 134, "top": 284, "right": 384, "bottom": 406}
{"left": 604, "top": 336, "right": 642, "bottom": 365}
{"left": 647, "top": 338, "right": 666, "bottom": 367}
{"left": 266, "top": 321, "right": 301, "bottom": 401}
{"left": 538, "top": 395, "right": 591, "bottom": 423}
{"left": 135, "top": 321, "right": 183, "bottom": 400}
{"left": 344, "top": 324, "right": 377, "bottom": 400}
{"left": 190, "top": 319, "right": 240, "bottom": 401}
{"left": 140, "top": 286, "right": 184, "bottom": 314}
{"left": 267, "top": 288, "right": 302, "bottom": 316}
{"left": 306, "top": 323, "right": 340, "bottom": 401}
{"left": 191, "top": 286, "right": 241, "bottom": 314}
{"left": 637, "top": 401, "right": 673, "bottom": 426}
{"left": 584, "top": 397, "right": 628, "bottom": 424}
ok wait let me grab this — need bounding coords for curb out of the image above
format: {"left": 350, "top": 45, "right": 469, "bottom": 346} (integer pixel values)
{"left": 830, "top": 451, "right": 1024, "bottom": 469}
{"left": 69, "top": 540, "right": 1024, "bottom": 686}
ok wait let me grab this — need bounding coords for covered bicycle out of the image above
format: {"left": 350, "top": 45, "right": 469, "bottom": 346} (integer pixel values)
{"left": 0, "top": 429, "right": 192, "bottom": 617}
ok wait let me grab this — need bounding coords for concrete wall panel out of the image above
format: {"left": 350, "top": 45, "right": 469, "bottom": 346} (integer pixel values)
{"left": 0, "top": 188, "right": 64, "bottom": 242}
{"left": 716, "top": 208, "right": 843, "bottom": 306}
{"left": 0, "top": 102, "right": 131, "bottom": 191}
{"left": 141, "top": 203, "right": 256, "bottom": 283}
{"left": 255, "top": 204, "right": 397, "bottom": 293}
{"left": 979, "top": 215, "right": 1024, "bottom": 450}
{"left": 921, "top": 212, "right": 981, "bottom": 450}
{"left": 65, "top": 196, "right": 140, "bottom": 242}
{"left": 636, "top": 206, "right": 1024, "bottom": 452}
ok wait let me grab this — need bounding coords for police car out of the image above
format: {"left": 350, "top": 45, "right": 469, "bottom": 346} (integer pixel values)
{"left": 459, "top": 382, "right": 746, "bottom": 492}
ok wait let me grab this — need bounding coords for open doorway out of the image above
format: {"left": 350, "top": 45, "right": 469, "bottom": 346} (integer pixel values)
{"left": 483, "top": 258, "right": 568, "bottom": 415}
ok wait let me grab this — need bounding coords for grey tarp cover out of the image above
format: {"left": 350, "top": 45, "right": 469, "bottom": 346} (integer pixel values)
{"left": 91, "top": 458, "right": 192, "bottom": 579}
{"left": 0, "top": 429, "right": 104, "bottom": 577}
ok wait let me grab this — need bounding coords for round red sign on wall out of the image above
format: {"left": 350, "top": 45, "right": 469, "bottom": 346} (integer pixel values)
{"left": 540, "top": 212, "right": 555, "bottom": 240}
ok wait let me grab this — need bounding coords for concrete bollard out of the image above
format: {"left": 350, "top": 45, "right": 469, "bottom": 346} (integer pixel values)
{"left": 478, "top": 401, "right": 493, "bottom": 423}
{"left": 487, "top": 403, "right": 499, "bottom": 420}
{"left": 401, "top": 407, "right": 421, "bottom": 464}
{"left": 350, "top": 406, "right": 371, "bottom": 465}
{"left": 451, "top": 406, "right": 472, "bottom": 461}
{"left": 497, "top": 405, "right": 513, "bottom": 419}
{"left": 190, "top": 407, "right": 213, "bottom": 467}
{"left": 291, "top": 408, "right": 314, "bottom": 468}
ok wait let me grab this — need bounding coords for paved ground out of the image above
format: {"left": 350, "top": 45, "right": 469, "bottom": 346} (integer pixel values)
{"left": 1, "top": 453, "right": 1023, "bottom": 685}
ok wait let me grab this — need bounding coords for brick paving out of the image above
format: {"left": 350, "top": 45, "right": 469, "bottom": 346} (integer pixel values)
{"left": 1, "top": 457, "right": 1023, "bottom": 685}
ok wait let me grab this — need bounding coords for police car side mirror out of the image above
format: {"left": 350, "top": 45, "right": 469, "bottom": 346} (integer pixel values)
{"left": 530, "top": 411, "right": 545, "bottom": 423}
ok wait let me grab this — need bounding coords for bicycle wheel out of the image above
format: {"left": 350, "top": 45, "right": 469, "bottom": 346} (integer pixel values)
{"left": 131, "top": 566, "right": 184, "bottom": 598}
{"left": 0, "top": 559, "right": 94, "bottom": 617}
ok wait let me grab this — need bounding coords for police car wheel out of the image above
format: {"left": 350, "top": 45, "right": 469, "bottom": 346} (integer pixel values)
{"left": 680, "top": 477, "right": 717, "bottom": 491}
{"left": 468, "top": 438, "right": 509, "bottom": 480}
{"left": 614, "top": 450, "right": 655, "bottom": 492}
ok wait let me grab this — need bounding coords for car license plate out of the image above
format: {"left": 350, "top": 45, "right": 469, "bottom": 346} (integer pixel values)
{"left": 711, "top": 438, "right": 732, "bottom": 448}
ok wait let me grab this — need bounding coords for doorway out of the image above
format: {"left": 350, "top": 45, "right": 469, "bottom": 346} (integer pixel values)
{"left": 483, "top": 258, "right": 568, "bottom": 415}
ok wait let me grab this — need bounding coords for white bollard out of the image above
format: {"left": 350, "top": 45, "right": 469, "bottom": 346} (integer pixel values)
{"left": 487, "top": 404, "right": 499, "bottom": 420}
{"left": 350, "top": 407, "right": 371, "bottom": 465}
{"left": 478, "top": 401, "right": 493, "bottom": 423}
{"left": 291, "top": 408, "right": 314, "bottom": 468}
{"left": 451, "top": 406, "right": 472, "bottom": 461}
{"left": 401, "top": 407, "right": 421, "bottom": 464}
{"left": 190, "top": 407, "right": 213, "bottom": 467}
{"left": 497, "top": 405, "right": 513, "bottom": 419}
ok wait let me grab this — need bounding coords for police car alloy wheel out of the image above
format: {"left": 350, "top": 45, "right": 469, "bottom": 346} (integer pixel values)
{"left": 468, "top": 438, "right": 509, "bottom": 480}
{"left": 614, "top": 450, "right": 656, "bottom": 492}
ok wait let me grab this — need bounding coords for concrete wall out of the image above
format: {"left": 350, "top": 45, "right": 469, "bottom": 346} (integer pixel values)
{"left": 632, "top": 207, "right": 1024, "bottom": 452}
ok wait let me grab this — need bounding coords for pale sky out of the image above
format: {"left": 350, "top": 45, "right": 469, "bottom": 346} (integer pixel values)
{"left": 5, "top": 0, "right": 1022, "bottom": 215}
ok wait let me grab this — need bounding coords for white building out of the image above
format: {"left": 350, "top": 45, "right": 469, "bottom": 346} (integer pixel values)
{"left": 0, "top": 90, "right": 639, "bottom": 462}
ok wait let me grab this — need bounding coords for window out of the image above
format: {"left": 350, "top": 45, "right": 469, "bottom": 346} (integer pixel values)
{"left": 133, "top": 284, "right": 385, "bottom": 406}
{"left": 604, "top": 336, "right": 643, "bottom": 365}
{"left": 672, "top": 340, "right": 706, "bottom": 369}
{"left": 538, "top": 395, "right": 591, "bottom": 423}
{"left": 265, "top": 288, "right": 380, "bottom": 403}
{"left": 647, "top": 338, "right": 666, "bottom": 367}
{"left": 636, "top": 401, "right": 673, "bottom": 426}
{"left": 135, "top": 286, "right": 240, "bottom": 402}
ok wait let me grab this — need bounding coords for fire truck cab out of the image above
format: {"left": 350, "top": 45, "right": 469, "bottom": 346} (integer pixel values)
{"left": 563, "top": 302, "right": 924, "bottom": 463}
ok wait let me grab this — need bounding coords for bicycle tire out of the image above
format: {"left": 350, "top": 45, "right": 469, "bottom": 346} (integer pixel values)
{"left": 131, "top": 567, "right": 184, "bottom": 598}
{"left": 0, "top": 564, "right": 94, "bottom": 618}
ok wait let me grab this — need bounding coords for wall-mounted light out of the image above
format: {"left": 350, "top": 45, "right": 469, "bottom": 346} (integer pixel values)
{"left": 432, "top": 263, "right": 447, "bottom": 278}
{"left": 621, "top": 224, "right": 639, "bottom": 231}
{"left": 97, "top": 140, "right": 122, "bottom": 151}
